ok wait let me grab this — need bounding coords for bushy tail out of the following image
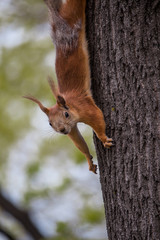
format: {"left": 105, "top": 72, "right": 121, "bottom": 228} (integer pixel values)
{"left": 44, "top": 0, "right": 84, "bottom": 52}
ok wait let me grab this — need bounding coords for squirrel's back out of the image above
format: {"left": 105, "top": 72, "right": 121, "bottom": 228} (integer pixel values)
{"left": 45, "top": 0, "right": 90, "bottom": 94}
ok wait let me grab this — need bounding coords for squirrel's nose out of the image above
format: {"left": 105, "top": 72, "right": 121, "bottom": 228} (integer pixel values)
{"left": 60, "top": 128, "right": 66, "bottom": 133}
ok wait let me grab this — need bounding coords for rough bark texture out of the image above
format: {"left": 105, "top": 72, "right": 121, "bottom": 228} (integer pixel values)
{"left": 86, "top": 1, "right": 160, "bottom": 239}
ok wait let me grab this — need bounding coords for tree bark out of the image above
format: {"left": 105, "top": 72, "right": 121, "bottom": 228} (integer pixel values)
{"left": 86, "top": 1, "right": 160, "bottom": 239}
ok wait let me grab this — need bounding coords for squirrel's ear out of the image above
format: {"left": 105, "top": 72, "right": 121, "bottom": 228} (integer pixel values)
{"left": 23, "top": 96, "right": 49, "bottom": 116}
{"left": 57, "top": 95, "right": 68, "bottom": 109}
{"left": 48, "top": 76, "right": 58, "bottom": 99}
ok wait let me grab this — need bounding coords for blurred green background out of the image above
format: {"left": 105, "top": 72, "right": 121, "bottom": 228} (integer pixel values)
{"left": 0, "top": 1, "right": 107, "bottom": 239}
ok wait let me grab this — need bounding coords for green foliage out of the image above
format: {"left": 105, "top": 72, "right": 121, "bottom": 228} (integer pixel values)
{"left": 43, "top": 222, "right": 79, "bottom": 240}
{"left": 1, "top": 40, "right": 54, "bottom": 95}
{"left": 80, "top": 206, "right": 104, "bottom": 225}
{"left": 56, "top": 222, "right": 71, "bottom": 236}
{"left": 24, "top": 188, "right": 50, "bottom": 205}
{"left": 55, "top": 177, "right": 72, "bottom": 193}
{"left": 72, "top": 149, "right": 86, "bottom": 164}
{"left": 54, "top": 222, "right": 78, "bottom": 240}
{"left": 0, "top": 0, "right": 48, "bottom": 27}
{"left": 37, "top": 135, "right": 71, "bottom": 160}
{"left": 0, "top": 36, "right": 55, "bottom": 166}
{"left": 26, "top": 161, "right": 41, "bottom": 177}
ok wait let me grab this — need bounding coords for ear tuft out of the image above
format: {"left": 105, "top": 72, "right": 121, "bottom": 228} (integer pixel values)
{"left": 48, "top": 76, "right": 58, "bottom": 99}
{"left": 23, "top": 95, "right": 49, "bottom": 115}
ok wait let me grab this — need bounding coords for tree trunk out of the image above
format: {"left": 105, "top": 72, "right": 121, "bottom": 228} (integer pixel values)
{"left": 86, "top": 1, "right": 160, "bottom": 239}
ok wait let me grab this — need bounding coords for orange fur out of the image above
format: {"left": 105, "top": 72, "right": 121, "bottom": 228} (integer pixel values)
{"left": 25, "top": 0, "right": 113, "bottom": 174}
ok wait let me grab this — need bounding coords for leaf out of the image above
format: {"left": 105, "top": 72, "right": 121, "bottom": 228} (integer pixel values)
{"left": 55, "top": 178, "right": 72, "bottom": 193}
{"left": 80, "top": 206, "right": 104, "bottom": 224}
{"left": 26, "top": 162, "right": 40, "bottom": 177}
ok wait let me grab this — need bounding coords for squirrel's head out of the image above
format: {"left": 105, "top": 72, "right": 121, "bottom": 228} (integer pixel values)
{"left": 24, "top": 77, "right": 78, "bottom": 135}
{"left": 48, "top": 95, "right": 78, "bottom": 134}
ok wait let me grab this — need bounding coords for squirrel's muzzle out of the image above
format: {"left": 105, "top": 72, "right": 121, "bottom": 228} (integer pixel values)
{"left": 60, "top": 128, "right": 68, "bottom": 134}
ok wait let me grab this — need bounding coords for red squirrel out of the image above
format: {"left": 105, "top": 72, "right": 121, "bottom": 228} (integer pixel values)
{"left": 24, "top": 0, "right": 113, "bottom": 174}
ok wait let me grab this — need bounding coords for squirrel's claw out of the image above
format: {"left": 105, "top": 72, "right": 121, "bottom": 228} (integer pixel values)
{"left": 89, "top": 164, "right": 97, "bottom": 174}
{"left": 107, "top": 138, "right": 113, "bottom": 142}
{"left": 88, "top": 156, "right": 97, "bottom": 174}
{"left": 103, "top": 138, "right": 114, "bottom": 148}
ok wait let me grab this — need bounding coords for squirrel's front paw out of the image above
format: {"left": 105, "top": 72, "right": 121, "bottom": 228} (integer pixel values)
{"left": 89, "top": 164, "right": 97, "bottom": 174}
{"left": 103, "top": 138, "right": 114, "bottom": 148}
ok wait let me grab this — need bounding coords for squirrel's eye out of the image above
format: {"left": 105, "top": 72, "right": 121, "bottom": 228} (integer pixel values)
{"left": 65, "top": 112, "right": 69, "bottom": 118}
{"left": 49, "top": 122, "right": 52, "bottom": 126}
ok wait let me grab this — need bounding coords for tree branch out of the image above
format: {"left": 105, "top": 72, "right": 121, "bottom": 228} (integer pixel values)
{"left": 0, "top": 227, "right": 16, "bottom": 240}
{"left": 0, "top": 191, "right": 44, "bottom": 240}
